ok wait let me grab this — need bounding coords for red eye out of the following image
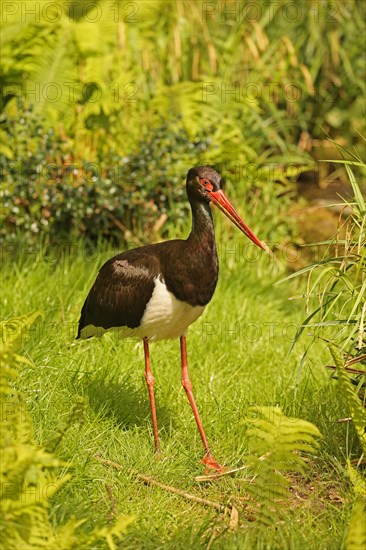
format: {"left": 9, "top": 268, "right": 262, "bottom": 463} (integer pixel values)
{"left": 200, "top": 178, "right": 213, "bottom": 191}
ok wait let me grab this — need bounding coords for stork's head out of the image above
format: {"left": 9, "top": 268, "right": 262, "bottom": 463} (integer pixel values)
{"left": 186, "top": 166, "right": 265, "bottom": 250}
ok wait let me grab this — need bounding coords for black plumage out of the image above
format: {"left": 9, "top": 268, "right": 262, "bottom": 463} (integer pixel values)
{"left": 77, "top": 167, "right": 221, "bottom": 339}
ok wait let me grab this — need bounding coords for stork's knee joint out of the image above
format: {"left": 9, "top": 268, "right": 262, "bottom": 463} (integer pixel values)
{"left": 181, "top": 377, "right": 192, "bottom": 392}
{"left": 145, "top": 371, "right": 155, "bottom": 386}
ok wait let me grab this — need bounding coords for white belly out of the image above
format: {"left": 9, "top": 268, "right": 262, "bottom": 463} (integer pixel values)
{"left": 138, "top": 276, "right": 205, "bottom": 340}
{"left": 81, "top": 276, "right": 205, "bottom": 341}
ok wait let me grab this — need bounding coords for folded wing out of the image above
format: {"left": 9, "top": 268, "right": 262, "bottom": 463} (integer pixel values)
{"left": 77, "top": 253, "right": 159, "bottom": 338}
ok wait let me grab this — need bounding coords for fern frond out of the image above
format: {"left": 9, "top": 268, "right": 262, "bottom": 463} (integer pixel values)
{"left": 348, "top": 460, "right": 366, "bottom": 498}
{"left": 346, "top": 496, "right": 366, "bottom": 550}
{"left": 329, "top": 345, "right": 366, "bottom": 454}
{"left": 0, "top": 311, "right": 43, "bottom": 356}
{"left": 245, "top": 406, "right": 321, "bottom": 527}
{"left": 91, "top": 515, "right": 136, "bottom": 550}
{"left": 346, "top": 458, "right": 366, "bottom": 550}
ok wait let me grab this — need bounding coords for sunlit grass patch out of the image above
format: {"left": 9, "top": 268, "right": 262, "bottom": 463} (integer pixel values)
{"left": 1, "top": 236, "right": 358, "bottom": 548}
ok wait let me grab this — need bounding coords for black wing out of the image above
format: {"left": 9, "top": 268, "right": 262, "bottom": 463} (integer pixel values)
{"left": 77, "top": 251, "right": 160, "bottom": 338}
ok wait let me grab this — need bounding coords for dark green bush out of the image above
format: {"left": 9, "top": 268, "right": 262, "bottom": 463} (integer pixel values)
{"left": 1, "top": 103, "right": 300, "bottom": 251}
{"left": 0, "top": 106, "right": 213, "bottom": 246}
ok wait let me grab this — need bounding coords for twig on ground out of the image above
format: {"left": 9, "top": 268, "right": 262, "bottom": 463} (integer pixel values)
{"left": 95, "top": 454, "right": 224, "bottom": 511}
{"left": 336, "top": 417, "right": 352, "bottom": 423}
{"left": 194, "top": 465, "right": 248, "bottom": 483}
{"left": 105, "top": 482, "right": 117, "bottom": 521}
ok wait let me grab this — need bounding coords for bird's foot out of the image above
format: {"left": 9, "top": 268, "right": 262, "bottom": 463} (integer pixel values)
{"left": 201, "top": 452, "right": 225, "bottom": 474}
{"left": 153, "top": 445, "right": 163, "bottom": 460}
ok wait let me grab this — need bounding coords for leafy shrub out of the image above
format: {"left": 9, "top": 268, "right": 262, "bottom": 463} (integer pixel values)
{"left": 1, "top": 102, "right": 301, "bottom": 249}
{"left": 0, "top": 105, "right": 213, "bottom": 246}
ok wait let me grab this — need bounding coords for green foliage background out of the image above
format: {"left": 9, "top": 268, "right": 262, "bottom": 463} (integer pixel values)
{"left": 1, "top": 0, "right": 365, "bottom": 245}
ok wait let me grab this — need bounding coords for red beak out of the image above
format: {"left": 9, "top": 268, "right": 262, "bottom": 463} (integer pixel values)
{"left": 209, "top": 189, "right": 266, "bottom": 250}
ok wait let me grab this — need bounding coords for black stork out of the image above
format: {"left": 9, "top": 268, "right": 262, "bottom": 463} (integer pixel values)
{"left": 77, "top": 166, "right": 265, "bottom": 472}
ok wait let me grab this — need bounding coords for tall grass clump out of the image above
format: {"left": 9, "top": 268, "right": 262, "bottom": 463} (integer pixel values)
{"left": 279, "top": 140, "right": 366, "bottom": 548}
{"left": 280, "top": 139, "right": 365, "bottom": 357}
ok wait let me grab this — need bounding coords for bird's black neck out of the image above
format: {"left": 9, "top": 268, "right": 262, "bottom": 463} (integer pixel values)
{"left": 181, "top": 199, "right": 218, "bottom": 305}
{"left": 158, "top": 198, "right": 218, "bottom": 306}
{"left": 188, "top": 200, "right": 215, "bottom": 243}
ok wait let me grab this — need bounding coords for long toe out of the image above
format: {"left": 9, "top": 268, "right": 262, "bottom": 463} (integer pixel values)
{"left": 201, "top": 452, "right": 226, "bottom": 473}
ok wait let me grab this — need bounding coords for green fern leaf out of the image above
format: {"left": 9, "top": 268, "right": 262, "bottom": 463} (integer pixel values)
{"left": 346, "top": 460, "right": 366, "bottom": 550}
{"left": 346, "top": 496, "right": 366, "bottom": 550}
{"left": 348, "top": 460, "right": 366, "bottom": 498}
{"left": 91, "top": 515, "right": 136, "bottom": 550}
{"left": 0, "top": 312, "right": 43, "bottom": 355}
{"left": 245, "top": 406, "right": 322, "bottom": 527}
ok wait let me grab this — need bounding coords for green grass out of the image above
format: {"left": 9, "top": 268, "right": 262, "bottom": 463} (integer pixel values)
{"left": 1, "top": 236, "right": 359, "bottom": 549}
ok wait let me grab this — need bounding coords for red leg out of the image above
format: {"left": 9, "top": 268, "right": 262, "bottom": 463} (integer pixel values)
{"left": 143, "top": 337, "right": 160, "bottom": 453}
{"left": 180, "top": 336, "right": 224, "bottom": 472}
